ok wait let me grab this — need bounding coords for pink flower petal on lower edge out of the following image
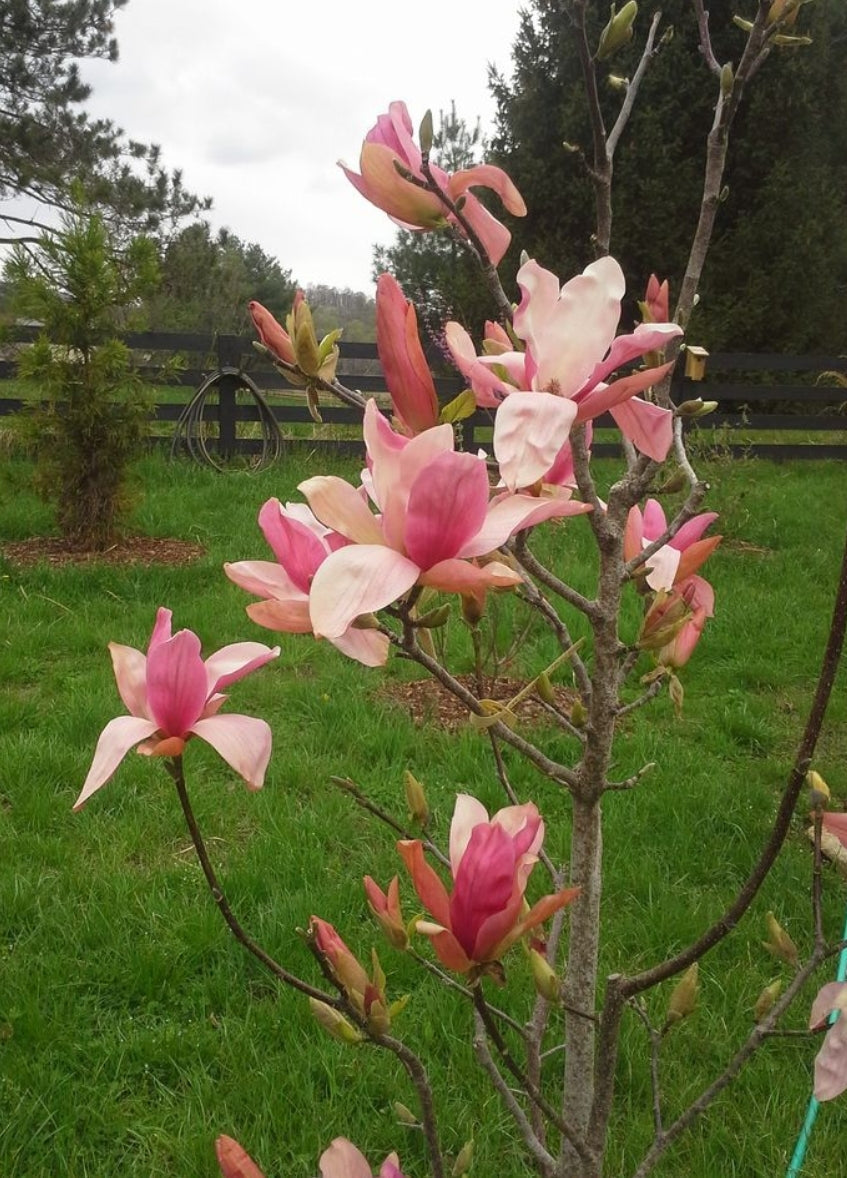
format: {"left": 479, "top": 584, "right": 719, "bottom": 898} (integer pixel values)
{"left": 460, "top": 491, "right": 590, "bottom": 559}
{"left": 190, "top": 714, "right": 273, "bottom": 790}
{"left": 576, "top": 362, "right": 674, "bottom": 420}
{"left": 823, "top": 812, "right": 847, "bottom": 850}
{"left": 74, "top": 715, "right": 159, "bottom": 810}
{"left": 814, "top": 1016, "right": 847, "bottom": 1101}
{"left": 609, "top": 397, "right": 673, "bottom": 462}
{"left": 215, "top": 1135, "right": 268, "bottom": 1178}
{"left": 246, "top": 599, "right": 313, "bottom": 634}
{"left": 224, "top": 560, "right": 304, "bottom": 601}
{"left": 450, "top": 191, "right": 511, "bottom": 266}
{"left": 418, "top": 557, "right": 521, "bottom": 599}
{"left": 258, "top": 498, "right": 326, "bottom": 590}
{"left": 426, "top": 926, "right": 473, "bottom": 973}
{"left": 671, "top": 512, "right": 719, "bottom": 551}
{"left": 320, "top": 1138, "right": 373, "bottom": 1178}
{"left": 494, "top": 392, "right": 578, "bottom": 492}
{"left": 205, "top": 642, "right": 279, "bottom": 695}
{"left": 448, "top": 163, "right": 527, "bottom": 216}
{"left": 329, "top": 627, "right": 390, "bottom": 667}
{"left": 309, "top": 544, "right": 420, "bottom": 639}
{"left": 109, "top": 643, "right": 150, "bottom": 719}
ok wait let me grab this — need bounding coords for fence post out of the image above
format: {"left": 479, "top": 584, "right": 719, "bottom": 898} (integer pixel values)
{"left": 216, "top": 335, "right": 242, "bottom": 458}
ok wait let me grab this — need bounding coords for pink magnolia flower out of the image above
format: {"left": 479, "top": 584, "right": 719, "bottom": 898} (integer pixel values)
{"left": 74, "top": 609, "right": 278, "bottom": 810}
{"left": 446, "top": 256, "right": 684, "bottom": 465}
{"left": 376, "top": 273, "right": 439, "bottom": 435}
{"left": 225, "top": 498, "right": 389, "bottom": 668}
{"left": 321, "top": 1138, "right": 406, "bottom": 1178}
{"left": 624, "top": 498, "right": 721, "bottom": 591}
{"left": 364, "top": 875, "right": 409, "bottom": 950}
{"left": 310, "top": 916, "right": 389, "bottom": 1030}
{"left": 809, "top": 982, "right": 847, "bottom": 1101}
{"left": 301, "top": 401, "right": 589, "bottom": 641}
{"left": 656, "top": 575, "right": 715, "bottom": 669}
{"left": 642, "top": 274, "right": 670, "bottom": 324}
{"left": 339, "top": 101, "right": 526, "bottom": 266}
{"left": 398, "top": 794, "right": 579, "bottom": 973}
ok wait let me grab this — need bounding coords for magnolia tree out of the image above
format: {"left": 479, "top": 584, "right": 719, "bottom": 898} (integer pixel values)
{"left": 73, "top": 4, "right": 847, "bottom": 1177}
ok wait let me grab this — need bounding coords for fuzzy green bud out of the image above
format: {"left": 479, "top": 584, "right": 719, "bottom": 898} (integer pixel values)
{"left": 664, "top": 962, "right": 699, "bottom": 1031}
{"left": 309, "top": 999, "right": 363, "bottom": 1044}
{"left": 762, "top": 912, "right": 800, "bottom": 969}
{"left": 529, "top": 948, "right": 561, "bottom": 1003}
{"left": 404, "top": 770, "right": 430, "bottom": 827}
{"left": 753, "top": 979, "right": 782, "bottom": 1022}
{"left": 597, "top": 2, "right": 638, "bottom": 61}
{"left": 452, "top": 1140, "right": 474, "bottom": 1178}
{"left": 419, "top": 109, "right": 434, "bottom": 156}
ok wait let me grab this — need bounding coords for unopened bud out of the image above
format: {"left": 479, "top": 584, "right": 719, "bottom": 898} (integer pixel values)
{"left": 718, "top": 185, "right": 730, "bottom": 202}
{"left": 720, "top": 62, "right": 734, "bottom": 98}
{"left": 394, "top": 1102, "right": 418, "bottom": 1126}
{"left": 607, "top": 74, "right": 629, "bottom": 91}
{"left": 415, "top": 604, "right": 451, "bottom": 629}
{"left": 535, "top": 671, "right": 557, "bottom": 706}
{"left": 664, "top": 962, "right": 699, "bottom": 1031}
{"left": 753, "top": 979, "right": 782, "bottom": 1022}
{"left": 807, "top": 769, "right": 831, "bottom": 808}
{"left": 529, "top": 948, "right": 560, "bottom": 1003}
{"left": 404, "top": 770, "right": 429, "bottom": 827}
{"left": 419, "top": 109, "right": 434, "bottom": 157}
{"left": 351, "top": 612, "right": 380, "bottom": 630}
{"left": 452, "top": 1139, "right": 474, "bottom": 1178}
{"left": 762, "top": 912, "right": 800, "bottom": 970}
{"left": 309, "top": 999, "right": 363, "bottom": 1044}
{"left": 461, "top": 593, "right": 485, "bottom": 627}
{"left": 570, "top": 699, "right": 588, "bottom": 728}
{"left": 562, "top": 141, "right": 581, "bottom": 154}
{"left": 659, "top": 24, "right": 674, "bottom": 46}
{"left": 597, "top": 1, "right": 638, "bottom": 60}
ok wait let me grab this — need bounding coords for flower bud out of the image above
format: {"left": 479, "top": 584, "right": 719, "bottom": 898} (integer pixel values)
{"left": 461, "top": 593, "right": 485, "bottom": 627}
{"left": 394, "top": 1102, "right": 419, "bottom": 1126}
{"left": 753, "top": 979, "right": 782, "bottom": 1022}
{"left": 806, "top": 769, "right": 831, "bottom": 808}
{"left": 597, "top": 1, "right": 638, "bottom": 61}
{"left": 452, "top": 1140, "right": 474, "bottom": 1178}
{"left": 415, "top": 604, "right": 451, "bottom": 629}
{"left": 404, "top": 770, "right": 430, "bottom": 827}
{"left": 528, "top": 947, "right": 561, "bottom": 1003}
{"left": 364, "top": 876, "right": 409, "bottom": 951}
{"left": 309, "top": 998, "right": 363, "bottom": 1044}
{"left": 720, "top": 62, "right": 734, "bottom": 99}
{"left": 664, "top": 962, "right": 699, "bottom": 1031}
{"left": 607, "top": 74, "right": 629, "bottom": 91}
{"left": 419, "top": 109, "right": 434, "bottom": 157}
{"left": 535, "top": 671, "right": 557, "bottom": 706}
{"left": 570, "top": 699, "right": 588, "bottom": 728}
{"left": 762, "top": 911, "right": 800, "bottom": 969}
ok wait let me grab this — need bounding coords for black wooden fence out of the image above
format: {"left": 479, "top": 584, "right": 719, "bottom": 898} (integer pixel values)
{"left": 1, "top": 328, "right": 845, "bottom": 462}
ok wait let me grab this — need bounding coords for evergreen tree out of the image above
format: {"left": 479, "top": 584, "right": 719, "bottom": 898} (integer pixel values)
{"left": 0, "top": 0, "right": 208, "bottom": 247}
{"left": 489, "top": 0, "right": 847, "bottom": 350}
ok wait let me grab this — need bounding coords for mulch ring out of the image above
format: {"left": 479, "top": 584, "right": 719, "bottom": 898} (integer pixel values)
{"left": 380, "top": 673, "right": 578, "bottom": 732}
{"left": 2, "top": 535, "right": 205, "bottom": 569}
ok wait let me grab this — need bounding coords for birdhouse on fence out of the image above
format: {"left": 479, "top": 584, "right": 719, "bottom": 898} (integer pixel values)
{"left": 684, "top": 346, "right": 709, "bottom": 382}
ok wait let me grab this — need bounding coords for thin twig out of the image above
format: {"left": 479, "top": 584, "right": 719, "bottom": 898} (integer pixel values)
{"left": 606, "top": 12, "right": 663, "bottom": 157}
{"left": 630, "top": 1000, "right": 663, "bottom": 1137}
{"left": 408, "top": 949, "right": 528, "bottom": 1038}
{"left": 329, "top": 775, "right": 450, "bottom": 869}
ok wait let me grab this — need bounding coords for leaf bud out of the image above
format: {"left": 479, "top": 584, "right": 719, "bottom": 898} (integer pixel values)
{"left": 597, "top": 1, "right": 638, "bottom": 61}
{"left": 535, "top": 671, "right": 557, "bottom": 706}
{"left": 461, "top": 593, "right": 485, "bottom": 627}
{"left": 308, "top": 999, "right": 363, "bottom": 1044}
{"left": 393, "top": 1102, "right": 419, "bottom": 1126}
{"left": 806, "top": 769, "right": 831, "bottom": 809}
{"left": 762, "top": 911, "right": 800, "bottom": 970}
{"left": 419, "top": 109, "right": 434, "bottom": 157}
{"left": 607, "top": 74, "right": 629, "bottom": 91}
{"left": 570, "top": 699, "right": 588, "bottom": 728}
{"left": 664, "top": 962, "right": 699, "bottom": 1031}
{"left": 414, "top": 604, "right": 451, "bottom": 629}
{"left": 753, "top": 979, "right": 782, "bottom": 1022}
{"left": 528, "top": 947, "right": 561, "bottom": 1003}
{"left": 452, "top": 1139, "right": 474, "bottom": 1178}
{"left": 404, "top": 770, "right": 430, "bottom": 827}
{"left": 720, "top": 62, "right": 734, "bottom": 98}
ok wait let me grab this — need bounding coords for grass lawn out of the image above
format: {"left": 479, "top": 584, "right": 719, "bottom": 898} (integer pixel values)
{"left": 0, "top": 446, "right": 845, "bottom": 1178}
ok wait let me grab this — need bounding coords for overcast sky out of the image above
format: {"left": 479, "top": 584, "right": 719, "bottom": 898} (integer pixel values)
{"left": 76, "top": 1, "right": 526, "bottom": 295}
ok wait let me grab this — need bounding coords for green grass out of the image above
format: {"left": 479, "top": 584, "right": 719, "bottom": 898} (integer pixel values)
{"left": 0, "top": 448, "right": 845, "bottom": 1177}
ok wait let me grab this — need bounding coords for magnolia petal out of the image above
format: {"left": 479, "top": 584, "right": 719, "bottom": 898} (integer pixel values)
{"left": 215, "top": 1134, "right": 268, "bottom": 1178}
{"left": 576, "top": 362, "right": 675, "bottom": 421}
{"left": 329, "top": 627, "right": 390, "bottom": 667}
{"left": 497, "top": 886, "right": 582, "bottom": 957}
{"left": 397, "top": 839, "right": 452, "bottom": 928}
{"left": 451, "top": 192, "right": 512, "bottom": 266}
{"left": 610, "top": 398, "right": 674, "bottom": 462}
{"left": 444, "top": 321, "right": 507, "bottom": 408}
{"left": 249, "top": 300, "right": 295, "bottom": 367}
{"left": 448, "top": 164, "right": 527, "bottom": 216}
{"left": 449, "top": 794, "right": 490, "bottom": 875}
{"left": 376, "top": 273, "right": 439, "bottom": 435}
{"left": 109, "top": 642, "right": 150, "bottom": 720}
{"left": 675, "top": 535, "right": 722, "bottom": 582}
{"left": 823, "top": 812, "right": 847, "bottom": 850}
{"left": 624, "top": 506, "right": 644, "bottom": 563}
{"left": 464, "top": 491, "right": 591, "bottom": 555}
{"left": 356, "top": 142, "right": 444, "bottom": 227}
{"left": 671, "top": 513, "right": 719, "bottom": 551}
{"left": 814, "top": 1017, "right": 847, "bottom": 1102}
{"left": 149, "top": 607, "right": 173, "bottom": 651}
{"left": 494, "top": 392, "right": 578, "bottom": 492}
{"left": 451, "top": 825, "right": 522, "bottom": 960}
{"left": 492, "top": 803, "right": 544, "bottom": 855}
{"left": 146, "top": 629, "right": 209, "bottom": 736}
{"left": 205, "top": 642, "right": 279, "bottom": 695}
{"left": 246, "top": 598, "right": 313, "bottom": 634}
{"left": 309, "top": 545, "right": 420, "bottom": 639}
{"left": 405, "top": 450, "right": 490, "bottom": 568}
{"left": 418, "top": 557, "right": 521, "bottom": 599}
{"left": 426, "top": 926, "right": 474, "bottom": 973}
{"left": 809, "top": 983, "right": 847, "bottom": 1030}
{"left": 74, "top": 714, "right": 159, "bottom": 810}
{"left": 258, "top": 499, "right": 327, "bottom": 590}
{"left": 644, "top": 545, "right": 682, "bottom": 592}
{"left": 319, "top": 1138, "right": 373, "bottom": 1178}
{"left": 190, "top": 714, "right": 273, "bottom": 791}
{"left": 587, "top": 322, "right": 683, "bottom": 386}
{"left": 224, "top": 559, "right": 305, "bottom": 601}
{"left": 299, "top": 475, "right": 384, "bottom": 546}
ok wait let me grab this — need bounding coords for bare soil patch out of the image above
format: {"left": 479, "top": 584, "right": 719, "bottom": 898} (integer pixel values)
{"left": 3, "top": 535, "right": 205, "bottom": 569}
{"left": 381, "top": 673, "right": 577, "bottom": 732}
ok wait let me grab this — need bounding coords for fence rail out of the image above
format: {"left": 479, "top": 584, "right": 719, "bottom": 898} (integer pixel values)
{"left": 1, "top": 329, "right": 844, "bottom": 462}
